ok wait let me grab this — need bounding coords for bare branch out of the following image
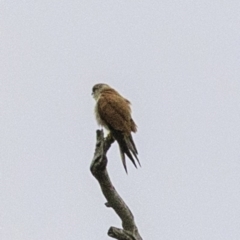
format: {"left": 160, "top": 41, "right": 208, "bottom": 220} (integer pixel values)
{"left": 90, "top": 130, "right": 143, "bottom": 240}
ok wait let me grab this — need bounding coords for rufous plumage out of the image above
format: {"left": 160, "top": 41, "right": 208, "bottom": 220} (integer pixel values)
{"left": 92, "top": 83, "right": 140, "bottom": 172}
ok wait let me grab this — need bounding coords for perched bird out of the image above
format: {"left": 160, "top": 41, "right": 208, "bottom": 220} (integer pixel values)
{"left": 92, "top": 83, "right": 140, "bottom": 173}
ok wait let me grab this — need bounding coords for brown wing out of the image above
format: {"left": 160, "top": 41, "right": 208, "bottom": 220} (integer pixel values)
{"left": 97, "top": 90, "right": 133, "bottom": 134}
{"left": 97, "top": 89, "right": 140, "bottom": 172}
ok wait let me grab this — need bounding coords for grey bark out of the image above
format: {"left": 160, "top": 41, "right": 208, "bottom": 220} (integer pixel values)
{"left": 90, "top": 130, "right": 143, "bottom": 240}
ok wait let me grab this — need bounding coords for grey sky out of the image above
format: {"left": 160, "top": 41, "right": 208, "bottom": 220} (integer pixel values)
{"left": 1, "top": 1, "right": 240, "bottom": 239}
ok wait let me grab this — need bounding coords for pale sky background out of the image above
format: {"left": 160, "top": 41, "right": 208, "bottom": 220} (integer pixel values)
{"left": 1, "top": 1, "right": 240, "bottom": 239}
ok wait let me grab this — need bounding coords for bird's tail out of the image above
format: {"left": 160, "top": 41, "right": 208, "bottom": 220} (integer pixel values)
{"left": 112, "top": 131, "right": 140, "bottom": 173}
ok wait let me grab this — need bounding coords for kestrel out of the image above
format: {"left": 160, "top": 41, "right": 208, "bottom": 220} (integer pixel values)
{"left": 92, "top": 83, "right": 140, "bottom": 173}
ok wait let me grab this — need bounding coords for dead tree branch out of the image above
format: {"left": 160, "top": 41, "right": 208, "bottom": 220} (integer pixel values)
{"left": 90, "top": 130, "right": 143, "bottom": 240}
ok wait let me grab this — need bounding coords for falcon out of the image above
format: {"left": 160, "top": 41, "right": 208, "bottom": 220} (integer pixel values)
{"left": 92, "top": 83, "right": 140, "bottom": 172}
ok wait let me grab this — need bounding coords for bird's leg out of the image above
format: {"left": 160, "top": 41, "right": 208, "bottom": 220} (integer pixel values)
{"left": 105, "top": 132, "right": 114, "bottom": 142}
{"left": 103, "top": 132, "right": 115, "bottom": 152}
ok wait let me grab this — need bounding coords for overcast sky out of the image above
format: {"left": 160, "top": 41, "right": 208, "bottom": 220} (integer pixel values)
{"left": 1, "top": 1, "right": 240, "bottom": 239}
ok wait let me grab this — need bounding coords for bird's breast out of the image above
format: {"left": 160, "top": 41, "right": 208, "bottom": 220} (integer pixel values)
{"left": 94, "top": 103, "right": 109, "bottom": 130}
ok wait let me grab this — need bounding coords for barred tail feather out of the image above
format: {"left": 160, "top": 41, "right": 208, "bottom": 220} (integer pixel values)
{"left": 111, "top": 129, "right": 140, "bottom": 173}
{"left": 119, "top": 149, "right": 127, "bottom": 173}
{"left": 126, "top": 135, "right": 141, "bottom": 167}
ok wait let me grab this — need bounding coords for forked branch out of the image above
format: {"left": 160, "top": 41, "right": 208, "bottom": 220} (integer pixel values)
{"left": 90, "top": 130, "right": 143, "bottom": 240}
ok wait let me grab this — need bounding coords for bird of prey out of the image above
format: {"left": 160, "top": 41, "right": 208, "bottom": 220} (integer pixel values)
{"left": 92, "top": 83, "right": 140, "bottom": 173}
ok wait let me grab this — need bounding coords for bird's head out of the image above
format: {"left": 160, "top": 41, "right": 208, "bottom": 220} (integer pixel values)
{"left": 92, "top": 83, "right": 111, "bottom": 100}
